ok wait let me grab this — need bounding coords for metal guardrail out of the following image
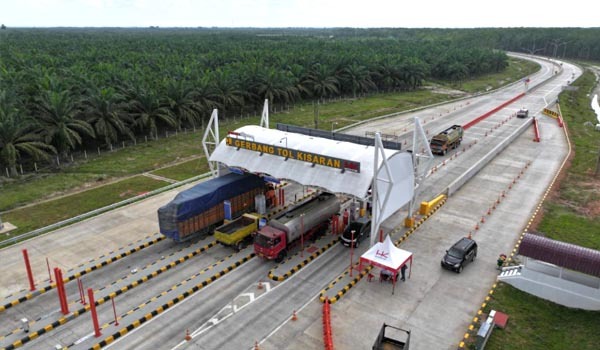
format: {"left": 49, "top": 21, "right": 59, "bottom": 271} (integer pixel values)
{"left": 0, "top": 172, "right": 212, "bottom": 249}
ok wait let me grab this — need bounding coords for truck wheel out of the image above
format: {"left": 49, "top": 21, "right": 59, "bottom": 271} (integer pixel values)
{"left": 275, "top": 251, "right": 287, "bottom": 263}
{"left": 236, "top": 242, "right": 245, "bottom": 252}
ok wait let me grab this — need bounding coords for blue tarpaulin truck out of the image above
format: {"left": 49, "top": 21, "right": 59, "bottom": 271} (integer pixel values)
{"left": 158, "top": 173, "right": 265, "bottom": 242}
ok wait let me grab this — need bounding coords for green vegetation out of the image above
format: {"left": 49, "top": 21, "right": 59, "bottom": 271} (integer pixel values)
{"left": 470, "top": 68, "right": 600, "bottom": 349}
{"left": 151, "top": 157, "right": 209, "bottom": 182}
{"left": 483, "top": 283, "right": 600, "bottom": 350}
{"left": 538, "top": 69, "right": 600, "bottom": 249}
{"left": 0, "top": 130, "right": 204, "bottom": 212}
{"left": 0, "top": 57, "right": 539, "bottom": 214}
{"left": 1, "top": 28, "right": 512, "bottom": 175}
{"left": 457, "top": 58, "right": 540, "bottom": 93}
{"left": 538, "top": 203, "right": 600, "bottom": 250}
{"left": 1, "top": 175, "right": 167, "bottom": 241}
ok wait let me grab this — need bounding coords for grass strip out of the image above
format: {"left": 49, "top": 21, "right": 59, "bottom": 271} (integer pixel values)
{"left": 150, "top": 157, "right": 209, "bottom": 182}
{"left": 482, "top": 282, "right": 600, "bottom": 350}
{"left": 1, "top": 176, "right": 167, "bottom": 242}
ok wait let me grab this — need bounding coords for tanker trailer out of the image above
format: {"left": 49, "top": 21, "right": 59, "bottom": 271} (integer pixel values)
{"left": 254, "top": 192, "right": 340, "bottom": 262}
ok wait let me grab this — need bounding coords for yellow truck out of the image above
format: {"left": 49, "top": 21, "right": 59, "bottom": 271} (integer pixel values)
{"left": 214, "top": 213, "right": 263, "bottom": 251}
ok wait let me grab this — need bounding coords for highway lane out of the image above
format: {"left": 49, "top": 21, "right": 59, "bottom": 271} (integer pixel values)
{"left": 256, "top": 59, "right": 577, "bottom": 349}
{"left": 95, "top": 56, "right": 567, "bottom": 349}
{"left": 345, "top": 53, "right": 560, "bottom": 144}
{"left": 0, "top": 55, "right": 579, "bottom": 349}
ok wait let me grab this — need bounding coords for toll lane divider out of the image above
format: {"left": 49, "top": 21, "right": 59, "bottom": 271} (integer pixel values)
{"left": 457, "top": 126, "right": 569, "bottom": 350}
{"left": 319, "top": 197, "right": 447, "bottom": 304}
{"left": 322, "top": 300, "right": 334, "bottom": 350}
{"left": 419, "top": 194, "right": 446, "bottom": 216}
{"left": 1, "top": 241, "right": 216, "bottom": 350}
{"left": 87, "top": 253, "right": 256, "bottom": 350}
{"left": 97, "top": 252, "right": 237, "bottom": 330}
{"left": 463, "top": 93, "right": 525, "bottom": 130}
{"left": 430, "top": 113, "right": 518, "bottom": 177}
{"left": 0, "top": 235, "right": 165, "bottom": 314}
{"left": 268, "top": 237, "right": 341, "bottom": 282}
{"left": 1, "top": 236, "right": 205, "bottom": 342}
{"left": 446, "top": 120, "right": 532, "bottom": 197}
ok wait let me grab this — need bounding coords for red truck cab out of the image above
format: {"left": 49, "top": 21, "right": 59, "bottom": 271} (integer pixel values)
{"left": 254, "top": 225, "right": 287, "bottom": 261}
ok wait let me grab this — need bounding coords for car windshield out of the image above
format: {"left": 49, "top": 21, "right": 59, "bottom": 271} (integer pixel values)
{"left": 344, "top": 223, "right": 362, "bottom": 236}
{"left": 447, "top": 247, "right": 463, "bottom": 258}
{"left": 254, "top": 233, "right": 273, "bottom": 247}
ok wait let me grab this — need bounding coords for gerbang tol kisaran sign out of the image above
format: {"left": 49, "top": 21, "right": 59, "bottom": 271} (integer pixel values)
{"left": 226, "top": 136, "right": 360, "bottom": 173}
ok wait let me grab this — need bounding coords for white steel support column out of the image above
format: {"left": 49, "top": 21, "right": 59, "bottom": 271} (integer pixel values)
{"left": 407, "top": 117, "right": 434, "bottom": 220}
{"left": 260, "top": 99, "right": 269, "bottom": 129}
{"left": 370, "top": 133, "right": 394, "bottom": 247}
{"left": 202, "top": 109, "right": 220, "bottom": 178}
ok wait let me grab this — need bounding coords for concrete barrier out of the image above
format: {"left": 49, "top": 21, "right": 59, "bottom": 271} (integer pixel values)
{"left": 446, "top": 119, "right": 533, "bottom": 197}
{"left": 419, "top": 194, "right": 447, "bottom": 215}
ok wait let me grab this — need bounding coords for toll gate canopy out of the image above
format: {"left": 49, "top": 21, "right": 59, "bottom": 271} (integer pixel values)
{"left": 209, "top": 125, "right": 401, "bottom": 199}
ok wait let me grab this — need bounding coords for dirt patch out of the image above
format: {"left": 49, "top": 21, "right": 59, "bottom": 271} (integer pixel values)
{"left": 422, "top": 85, "right": 468, "bottom": 98}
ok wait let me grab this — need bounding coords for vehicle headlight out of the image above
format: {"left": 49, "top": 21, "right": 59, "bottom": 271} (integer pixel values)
{"left": 454, "top": 263, "right": 460, "bottom": 268}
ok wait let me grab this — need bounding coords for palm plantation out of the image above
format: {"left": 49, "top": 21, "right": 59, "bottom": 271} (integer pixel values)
{"left": 3, "top": 26, "right": 590, "bottom": 175}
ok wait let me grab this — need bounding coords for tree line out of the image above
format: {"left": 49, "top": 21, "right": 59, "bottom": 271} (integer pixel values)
{"left": 1, "top": 28, "right": 513, "bottom": 176}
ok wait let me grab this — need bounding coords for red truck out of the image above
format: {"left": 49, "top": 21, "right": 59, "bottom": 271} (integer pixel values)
{"left": 254, "top": 193, "right": 340, "bottom": 262}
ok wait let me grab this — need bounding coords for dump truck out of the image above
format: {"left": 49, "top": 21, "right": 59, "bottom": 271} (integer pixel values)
{"left": 254, "top": 192, "right": 340, "bottom": 262}
{"left": 429, "top": 125, "right": 463, "bottom": 155}
{"left": 158, "top": 173, "right": 266, "bottom": 242}
{"left": 372, "top": 324, "right": 411, "bottom": 350}
{"left": 214, "top": 213, "right": 263, "bottom": 251}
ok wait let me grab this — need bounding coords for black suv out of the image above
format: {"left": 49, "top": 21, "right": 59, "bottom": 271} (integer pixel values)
{"left": 341, "top": 217, "right": 371, "bottom": 248}
{"left": 441, "top": 237, "right": 477, "bottom": 273}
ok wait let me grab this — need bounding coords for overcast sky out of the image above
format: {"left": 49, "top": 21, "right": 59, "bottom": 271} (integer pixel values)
{"left": 2, "top": 0, "right": 598, "bottom": 28}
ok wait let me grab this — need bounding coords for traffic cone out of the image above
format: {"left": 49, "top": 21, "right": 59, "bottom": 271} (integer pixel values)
{"left": 467, "top": 232, "right": 472, "bottom": 239}
{"left": 487, "top": 207, "right": 491, "bottom": 215}
{"left": 292, "top": 310, "right": 298, "bottom": 321}
{"left": 475, "top": 222, "right": 479, "bottom": 231}
{"left": 257, "top": 281, "right": 263, "bottom": 290}
{"left": 185, "top": 329, "right": 191, "bottom": 341}
{"left": 481, "top": 216, "right": 485, "bottom": 223}
{"left": 254, "top": 340, "right": 260, "bottom": 350}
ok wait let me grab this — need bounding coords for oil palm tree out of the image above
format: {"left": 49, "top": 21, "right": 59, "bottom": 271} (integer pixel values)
{"left": 0, "top": 92, "right": 55, "bottom": 176}
{"left": 34, "top": 90, "right": 94, "bottom": 158}
{"left": 164, "top": 79, "right": 203, "bottom": 129}
{"left": 337, "top": 62, "right": 376, "bottom": 98}
{"left": 126, "top": 86, "right": 176, "bottom": 138}
{"left": 81, "top": 87, "right": 133, "bottom": 147}
{"left": 212, "top": 69, "right": 246, "bottom": 119}
{"left": 252, "top": 67, "right": 293, "bottom": 111}
{"left": 303, "top": 63, "right": 339, "bottom": 101}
